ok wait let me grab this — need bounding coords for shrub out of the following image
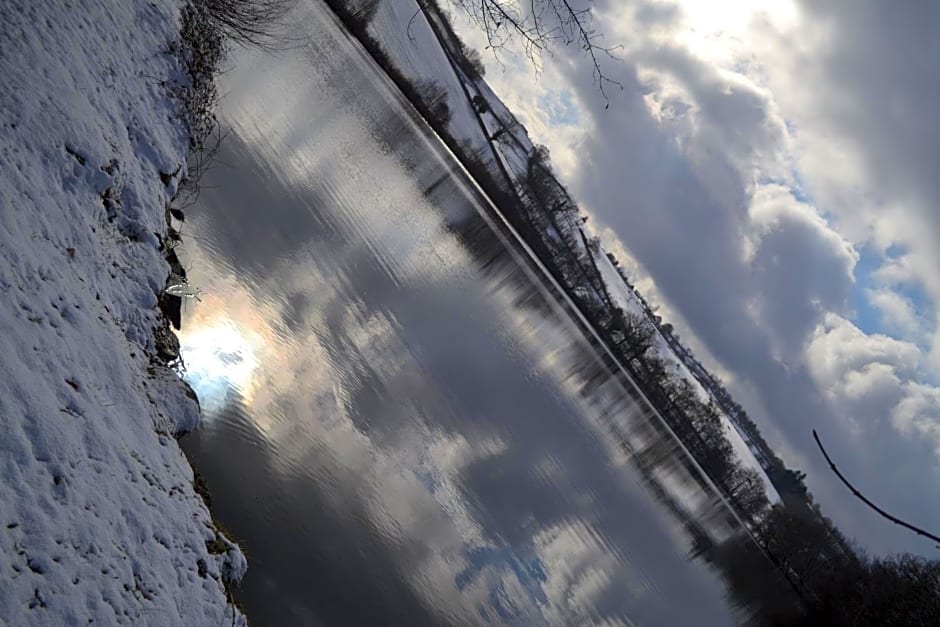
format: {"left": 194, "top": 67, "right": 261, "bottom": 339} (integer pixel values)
{"left": 199, "top": 0, "right": 290, "bottom": 47}
{"left": 171, "top": 1, "right": 288, "bottom": 152}
{"left": 171, "top": 2, "right": 225, "bottom": 152}
{"left": 416, "top": 79, "right": 452, "bottom": 128}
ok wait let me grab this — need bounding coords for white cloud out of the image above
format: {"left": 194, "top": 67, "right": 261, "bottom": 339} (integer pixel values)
{"left": 930, "top": 330, "right": 940, "bottom": 373}
{"left": 871, "top": 254, "right": 920, "bottom": 288}
{"left": 753, "top": 2, "right": 940, "bottom": 307}
{"left": 866, "top": 288, "right": 923, "bottom": 338}
{"left": 533, "top": 519, "right": 642, "bottom": 623}
{"left": 805, "top": 314, "right": 921, "bottom": 429}
{"left": 805, "top": 312, "right": 940, "bottom": 476}
{"left": 806, "top": 314, "right": 921, "bottom": 384}
{"left": 746, "top": 185, "right": 858, "bottom": 360}
{"left": 893, "top": 384, "right": 940, "bottom": 458}
{"left": 635, "top": 47, "right": 790, "bottom": 182}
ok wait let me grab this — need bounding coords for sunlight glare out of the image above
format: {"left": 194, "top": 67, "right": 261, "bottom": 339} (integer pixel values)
{"left": 672, "top": 0, "right": 799, "bottom": 62}
{"left": 181, "top": 320, "right": 260, "bottom": 416}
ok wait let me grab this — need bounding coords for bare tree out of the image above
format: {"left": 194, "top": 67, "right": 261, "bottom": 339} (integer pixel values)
{"left": 344, "top": 0, "right": 381, "bottom": 28}
{"left": 610, "top": 310, "right": 656, "bottom": 361}
{"left": 728, "top": 466, "right": 770, "bottom": 520}
{"left": 443, "top": 0, "right": 622, "bottom": 104}
{"left": 415, "top": 79, "right": 453, "bottom": 127}
{"left": 200, "top": 0, "right": 293, "bottom": 47}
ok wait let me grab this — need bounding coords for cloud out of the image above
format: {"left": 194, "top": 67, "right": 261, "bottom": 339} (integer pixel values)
{"left": 806, "top": 315, "right": 918, "bottom": 431}
{"left": 806, "top": 314, "right": 921, "bottom": 387}
{"left": 452, "top": 0, "right": 940, "bottom": 553}
{"left": 892, "top": 384, "right": 940, "bottom": 458}
{"left": 865, "top": 288, "right": 923, "bottom": 338}
{"left": 757, "top": 1, "right": 940, "bottom": 304}
{"left": 747, "top": 185, "right": 858, "bottom": 362}
{"left": 533, "top": 519, "right": 629, "bottom": 623}
{"left": 634, "top": 45, "right": 789, "bottom": 182}
{"left": 805, "top": 313, "right": 940, "bottom": 512}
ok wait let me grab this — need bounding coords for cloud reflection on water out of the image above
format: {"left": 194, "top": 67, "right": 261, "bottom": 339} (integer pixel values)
{"left": 175, "top": 2, "right": 794, "bottom": 624}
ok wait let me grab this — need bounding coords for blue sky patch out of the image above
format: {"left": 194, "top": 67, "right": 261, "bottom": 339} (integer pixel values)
{"left": 538, "top": 90, "right": 579, "bottom": 127}
{"left": 850, "top": 244, "right": 884, "bottom": 336}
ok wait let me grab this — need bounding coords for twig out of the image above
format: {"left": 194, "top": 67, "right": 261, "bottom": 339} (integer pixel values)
{"left": 813, "top": 429, "right": 940, "bottom": 545}
{"left": 407, "top": 4, "right": 423, "bottom": 44}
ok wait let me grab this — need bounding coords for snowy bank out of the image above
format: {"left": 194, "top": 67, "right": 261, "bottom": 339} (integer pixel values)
{"left": 0, "top": 0, "right": 245, "bottom": 623}
{"left": 365, "top": 1, "right": 535, "bottom": 180}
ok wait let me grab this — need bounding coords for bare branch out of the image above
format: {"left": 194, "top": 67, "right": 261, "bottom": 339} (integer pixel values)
{"left": 444, "top": 0, "right": 621, "bottom": 104}
{"left": 813, "top": 429, "right": 940, "bottom": 545}
{"left": 407, "top": 6, "right": 422, "bottom": 44}
{"left": 200, "top": 0, "right": 293, "bottom": 49}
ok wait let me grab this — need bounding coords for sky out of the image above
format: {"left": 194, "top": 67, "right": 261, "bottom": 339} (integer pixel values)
{"left": 451, "top": 0, "right": 940, "bottom": 557}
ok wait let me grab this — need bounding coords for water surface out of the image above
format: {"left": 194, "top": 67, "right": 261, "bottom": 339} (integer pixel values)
{"left": 178, "top": 2, "right": 797, "bottom": 624}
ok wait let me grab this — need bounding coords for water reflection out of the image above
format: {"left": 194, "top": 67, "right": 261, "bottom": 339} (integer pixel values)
{"left": 178, "top": 1, "right": 798, "bottom": 625}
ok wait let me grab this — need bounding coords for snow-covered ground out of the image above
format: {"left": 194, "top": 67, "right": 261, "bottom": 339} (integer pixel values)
{"left": 473, "top": 79, "right": 537, "bottom": 179}
{"left": 0, "top": 1, "right": 245, "bottom": 623}
{"left": 367, "top": 1, "right": 539, "bottom": 181}
{"left": 368, "top": 1, "right": 491, "bottom": 156}
{"left": 594, "top": 249, "right": 781, "bottom": 503}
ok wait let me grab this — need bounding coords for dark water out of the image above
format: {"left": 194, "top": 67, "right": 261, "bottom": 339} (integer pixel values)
{"left": 178, "top": 2, "right": 799, "bottom": 624}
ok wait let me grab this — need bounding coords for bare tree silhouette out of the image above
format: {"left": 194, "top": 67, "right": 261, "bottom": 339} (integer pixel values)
{"left": 433, "top": 0, "right": 623, "bottom": 105}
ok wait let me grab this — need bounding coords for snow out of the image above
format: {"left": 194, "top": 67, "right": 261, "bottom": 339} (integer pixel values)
{"left": 365, "top": 0, "right": 557, "bottom": 242}
{"left": 368, "top": 1, "right": 491, "bottom": 155}
{"left": 473, "top": 79, "right": 536, "bottom": 180}
{"left": 593, "top": 249, "right": 781, "bottom": 503}
{"left": 0, "top": 1, "right": 245, "bottom": 623}
{"left": 366, "top": 0, "right": 541, "bottom": 187}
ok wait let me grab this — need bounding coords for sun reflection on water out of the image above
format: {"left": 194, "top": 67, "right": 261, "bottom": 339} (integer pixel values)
{"left": 178, "top": 286, "right": 271, "bottom": 420}
{"left": 181, "top": 318, "right": 260, "bottom": 416}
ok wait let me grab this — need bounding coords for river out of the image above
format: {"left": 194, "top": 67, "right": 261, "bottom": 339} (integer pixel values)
{"left": 177, "top": 1, "right": 799, "bottom": 624}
